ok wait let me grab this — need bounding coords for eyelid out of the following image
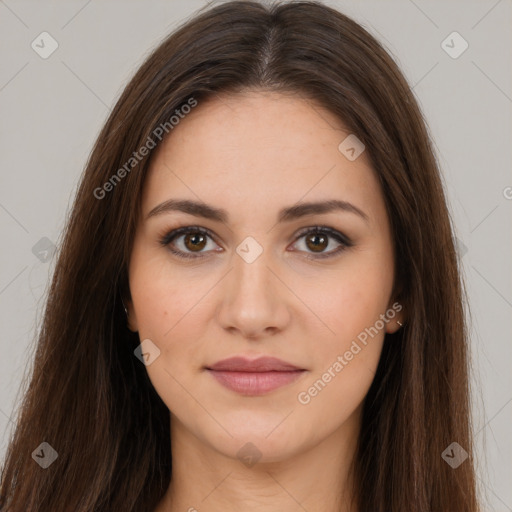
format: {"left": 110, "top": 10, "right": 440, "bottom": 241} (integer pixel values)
{"left": 159, "top": 225, "right": 218, "bottom": 246}
{"left": 159, "top": 224, "right": 353, "bottom": 260}
{"left": 293, "top": 225, "right": 353, "bottom": 247}
{"left": 289, "top": 225, "right": 353, "bottom": 261}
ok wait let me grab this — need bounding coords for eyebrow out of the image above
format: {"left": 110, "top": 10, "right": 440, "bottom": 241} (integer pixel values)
{"left": 146, "top": 198, "right": 369, "bottom": 224}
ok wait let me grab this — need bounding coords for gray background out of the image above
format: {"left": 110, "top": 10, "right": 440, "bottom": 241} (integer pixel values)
{"left": 0, "top": 0, "right": 510, "bottom": 509}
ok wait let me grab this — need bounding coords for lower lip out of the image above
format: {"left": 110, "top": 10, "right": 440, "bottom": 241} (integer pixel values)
{"left": 207, "top": 370, "right": 305, "bottom": 396}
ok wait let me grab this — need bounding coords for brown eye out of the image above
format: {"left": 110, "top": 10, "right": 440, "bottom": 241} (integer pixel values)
{"left": 160, "top": 226, "right": 219, "bottom": 260}
{"left": 183, "top": 232, "right": 208, "bottom": 252}
{"left": 160, "top": 225, "right": 352, "bottom": 261}
{"left": 291, "top": 226, "right": 353, "bottom": 260}
{"left": 305, "top": 232, "right": 328, "bottom": 253}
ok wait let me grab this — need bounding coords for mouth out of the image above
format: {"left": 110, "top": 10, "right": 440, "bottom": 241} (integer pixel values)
{"left": 205, "top": 356, "right": 307, "bottom": 396}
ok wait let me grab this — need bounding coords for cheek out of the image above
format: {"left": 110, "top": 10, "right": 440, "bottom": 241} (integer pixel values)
{"left": 128, "top": 244, "right": 210, "bottom": 394}
{"left": 300, "top": 261, "right": 392, "bottom": 348}
{"left": 295, "top": 335, "right": 383, "bottom": 442}
{"left": 129, "top": 240, "right": 208, "bottom": 339}
{"left": 303, "top": 288, "right": 385, "bottom": 402}
{"left": 294, "top": 256, "right": 392, "bottom": 408}
{"left": 129, "top": 254, "right": 211, "bottom": 419}
{"left": 132, "top": 281, "right": 208, "bottom": 378}
{"left": 294, "top": 272, "right": 388, "bottom": 420}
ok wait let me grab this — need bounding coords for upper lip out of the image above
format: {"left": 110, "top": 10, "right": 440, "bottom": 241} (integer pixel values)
{"left": 206, "top": 356, "right": 304, "bottom": 372}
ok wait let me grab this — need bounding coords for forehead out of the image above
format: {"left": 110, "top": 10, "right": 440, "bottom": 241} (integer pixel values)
{"left": 142, "top": 90, "right": 382, "bottom": 225}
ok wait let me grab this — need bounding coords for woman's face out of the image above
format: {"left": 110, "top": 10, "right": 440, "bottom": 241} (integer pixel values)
{"left": 126, "top": 90, "right": 403, "bottom": 463}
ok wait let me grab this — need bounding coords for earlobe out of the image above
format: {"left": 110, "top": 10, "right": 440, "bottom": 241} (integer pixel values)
{"left": 122, "top": 296, "right": 139, "bottom": 332}
{"left": 385, "top": 296, "right": 406, "bottom": 334}
{"left": 127, "top": 315, "right": 139, "bottom": 333}
{"left": 386, "top": 318, "right": 404, "bottom": 334}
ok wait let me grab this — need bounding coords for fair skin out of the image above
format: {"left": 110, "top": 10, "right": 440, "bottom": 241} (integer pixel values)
{"left": 125, "top": 90, "right": 404, "bottom": 512}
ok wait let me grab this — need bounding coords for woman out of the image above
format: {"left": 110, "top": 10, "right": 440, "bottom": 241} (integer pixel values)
{"left": 0, "top": 1, "right": 479, "bottom": 511}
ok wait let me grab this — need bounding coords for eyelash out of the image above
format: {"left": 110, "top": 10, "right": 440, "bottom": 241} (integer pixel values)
{"left": 159, "top": 225, "right": 353, "bottom": 261}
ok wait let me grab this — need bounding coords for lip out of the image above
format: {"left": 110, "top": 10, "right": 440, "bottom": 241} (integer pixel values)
{"left": 205, "top": 356, "right": 306, "bottom": 396}
{"left": 207, "top": 356, "right": 303, "bottom": 372}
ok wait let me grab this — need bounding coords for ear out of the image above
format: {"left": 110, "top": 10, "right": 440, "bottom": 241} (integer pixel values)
{"left": 384, "top": 297, "right": 406, "bottom": 334}
{"left": 123, "top": 295, "right": 139, "bottom": 333}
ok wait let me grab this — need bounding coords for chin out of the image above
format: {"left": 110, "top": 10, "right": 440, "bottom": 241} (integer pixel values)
{"left": 198, "top": 417, "right": 313, "bottom": 465}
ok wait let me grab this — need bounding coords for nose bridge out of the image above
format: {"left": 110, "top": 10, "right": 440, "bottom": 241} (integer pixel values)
{"left": 216, "top": 237, "right": 290, "bottom": 337}
{"left": 234, "top": 244, "right": 271, "bottom": 294}
{"left": 230, "top": 237, "right": 276, "bottom": 305}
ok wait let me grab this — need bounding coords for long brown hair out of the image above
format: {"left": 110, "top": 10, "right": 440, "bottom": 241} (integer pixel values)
{"left": 0, "top": 1, "right": 479, "bottom": 510}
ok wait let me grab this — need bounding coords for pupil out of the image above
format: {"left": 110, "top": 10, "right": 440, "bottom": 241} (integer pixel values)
{"left": 186, "top": 233, "right": 206, "bottom": 251}
{"left": 183, "top": 232, "right": 328, "bottom": 254}
{"left": 308, "top": 233, "right": 326, "bottom": 252}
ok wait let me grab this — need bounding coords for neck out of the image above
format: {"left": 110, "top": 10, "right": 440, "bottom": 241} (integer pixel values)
{"left": 155, "top": 409, "right": 361, "bottom": 512}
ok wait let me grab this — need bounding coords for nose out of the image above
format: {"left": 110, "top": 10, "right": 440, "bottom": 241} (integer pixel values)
{"left": 216, "top": 247, "right": 291, "bottom": 340}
